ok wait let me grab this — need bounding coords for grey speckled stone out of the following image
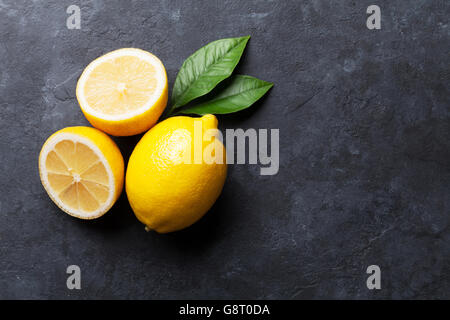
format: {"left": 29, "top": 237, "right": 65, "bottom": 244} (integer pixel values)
{"left": 0, "top": 0, "right": 449, "bottom": 299}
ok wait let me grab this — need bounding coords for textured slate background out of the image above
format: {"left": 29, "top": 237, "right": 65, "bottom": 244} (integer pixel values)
{"left": 0, "top": 0, "right": 449, "bottom": 299}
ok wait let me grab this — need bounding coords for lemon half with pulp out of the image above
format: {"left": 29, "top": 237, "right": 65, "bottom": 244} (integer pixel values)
{"left": 39, "top": 126, "right": 124, "bottom": 219}
{"left": 76, "top": 48, "right": 168, "bottom": 136}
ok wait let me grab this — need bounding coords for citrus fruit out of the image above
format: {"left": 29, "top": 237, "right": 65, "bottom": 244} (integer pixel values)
{"left": 39, "top": 126, "right": 124, "bottom": 219}
{"left": 126, "top": 114, "right": 227, "bottom": 233}
{"left": 76, "top": 48, "right": 168, "bottom": 136}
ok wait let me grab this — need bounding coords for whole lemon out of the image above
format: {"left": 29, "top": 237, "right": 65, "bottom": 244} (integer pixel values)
{"left": 126, "top": 114, "right": 227, "bottom": 233}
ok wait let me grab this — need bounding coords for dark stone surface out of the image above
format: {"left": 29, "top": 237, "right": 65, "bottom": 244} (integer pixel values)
{"left": 0, "top": 0, "right": 449, "bottom": 299}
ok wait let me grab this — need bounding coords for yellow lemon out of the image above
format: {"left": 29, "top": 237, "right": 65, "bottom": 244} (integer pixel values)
{"left": 126, "top": 114, "right": 227, "bottom": 233}
{"left": 76, "top": 48, "right": 168, "bottom": 136}
{"left": 39, "top": 126, "right": 124, "bottom": 219}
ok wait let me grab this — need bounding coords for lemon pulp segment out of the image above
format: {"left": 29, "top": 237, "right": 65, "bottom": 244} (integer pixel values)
{"left": 84, "top": 55, "right": 158, "bottom": 116}
{"left": 45, "top": 139, "right": 110, "bottom": 212}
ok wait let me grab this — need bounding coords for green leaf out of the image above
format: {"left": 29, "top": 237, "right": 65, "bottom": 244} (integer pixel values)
{"left": 170, "top": 36, "right": 250, "bottom": 111}
{"left": 175, "top": 75, "right": 273, "bottom": 115}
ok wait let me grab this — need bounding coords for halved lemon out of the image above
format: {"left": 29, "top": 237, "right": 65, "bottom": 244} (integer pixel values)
{"left": 76, "top": 48, "right": 168, "bottom": 136}
{"left": 39, "top": 127, "right": 124, "bottom": 219}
